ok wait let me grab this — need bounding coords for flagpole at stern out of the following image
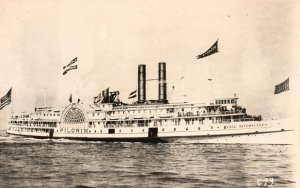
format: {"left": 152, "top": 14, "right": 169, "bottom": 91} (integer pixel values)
{"left": 45, "top": 88, "right": 47, "bottom": 107}
{"left": 11, "top": 87, "right": 14, "bottom": 114}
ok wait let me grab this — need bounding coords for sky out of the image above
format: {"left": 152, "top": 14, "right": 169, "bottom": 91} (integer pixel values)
{"left": 0, "top": 0, "right": 300, "bottom": 129}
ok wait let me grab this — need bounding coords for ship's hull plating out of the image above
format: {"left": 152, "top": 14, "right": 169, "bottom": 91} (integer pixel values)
{"left": 7, "top": 120, "right": 295, "bottom": 144}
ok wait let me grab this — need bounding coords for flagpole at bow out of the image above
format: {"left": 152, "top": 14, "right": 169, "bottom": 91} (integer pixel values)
{"left": 11, "top": 88, "right": 13, "bottom": 114}
{"left": 62, "top": 57, "right": 79, "bottom": 104}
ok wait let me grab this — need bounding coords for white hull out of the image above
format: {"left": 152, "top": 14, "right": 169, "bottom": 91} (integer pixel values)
{"left": 7, "top": 119, "right": 296, "bottom": 144}
{"left": 161, "top": 130, "right": 295, "bottom": 144}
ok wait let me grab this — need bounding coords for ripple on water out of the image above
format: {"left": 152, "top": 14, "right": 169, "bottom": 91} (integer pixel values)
{"left": 0, "top": 131, "right": 297, "bottom": 188}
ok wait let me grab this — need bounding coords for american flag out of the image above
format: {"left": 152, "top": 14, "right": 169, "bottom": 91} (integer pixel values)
{"left": 0, "top": 88, "right": 12, "bottom": 110}
{"left": 274, "top": 78, "right": 289, "bottom": 94}
{"left": 63, "top": 57, "right": 78, "bottom": 69}
{"left": 63, "top": 65, "right": 78, "bottom": 75}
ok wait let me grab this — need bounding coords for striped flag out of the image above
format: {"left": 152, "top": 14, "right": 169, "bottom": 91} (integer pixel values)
{"left": 274, "top": 78, "right": 289, "bottom": 94}
{"left": 94, "top": 93, "right": 101, "bottom": 104}
{"left": 63, "top": 65, "right": 77, "bottom": 75}
{"left": 63, "top": 57, "right": 77, "bottom": 69}
{"left": 196, "top": 40, "right": 219, "bottom": 59}
{"left": 128, "top": 90, "right": 137, "bottom": 99}
{"left": 0, "top": 88, "right": 12, "bottom": 110}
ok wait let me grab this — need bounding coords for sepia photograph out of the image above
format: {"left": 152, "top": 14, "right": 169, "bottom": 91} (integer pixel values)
{"left": 0, "top": 0, "right": 299, "bottom": 187}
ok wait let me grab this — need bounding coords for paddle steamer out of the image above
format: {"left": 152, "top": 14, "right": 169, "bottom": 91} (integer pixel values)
{"left": 6, "top": 63, "right": 295, "bottom": 143}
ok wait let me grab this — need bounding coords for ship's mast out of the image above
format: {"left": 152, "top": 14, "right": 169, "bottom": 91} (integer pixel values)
{"left": 11, "top": 88, "right": 14, "bottom": 114}
{"left": 76, "top": 85, "right": 79, "bottom": 103}
{"left": 45, "top": 88, "right": 47, "bottom": 107}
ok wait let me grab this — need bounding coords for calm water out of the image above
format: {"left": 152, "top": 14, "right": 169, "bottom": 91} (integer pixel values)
{"left": 0, "top": 130, "right": 297, "bottom": 188}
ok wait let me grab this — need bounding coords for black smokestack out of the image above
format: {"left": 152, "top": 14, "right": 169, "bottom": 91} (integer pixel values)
{"left": 138, "top": 64, "right": 146, "bottom": 103}
{"left": 158, "top": 62, "right": 167, "bottom": 103}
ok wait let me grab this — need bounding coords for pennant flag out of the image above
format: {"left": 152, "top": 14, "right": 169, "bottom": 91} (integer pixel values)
{"left": 0, "top": 88, "right": 12, "bottom": 110}
{"left": 63, "top": 65, "right": 77, "bottom": 75}
{"left": 274, "top": 78, "right": 289, "bottom": 94}
{"left": 128, "top": 90, "right": 137, "bottom": 99}
{"left": 196, "top": 40, "right": 219, "bottom": 59}
{"left": 69, "top": 94, "right": 72, "bottom": 103}
{"left": 63, "top": 57, "right": 78, "bottom": 69}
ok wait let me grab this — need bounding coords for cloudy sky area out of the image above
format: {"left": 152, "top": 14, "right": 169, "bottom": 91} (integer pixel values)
{"left": 0, "top": 0, "right": 299, "bottom": 129}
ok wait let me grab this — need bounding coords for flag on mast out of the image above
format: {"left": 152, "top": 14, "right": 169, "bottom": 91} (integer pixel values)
{"left": 63, "top": 65, "right": 77, "bottom": 75}
{"left": 63, "top": 57, "right": 77, "bottom": 69}
{"left": 63, "top": 57, "right": 78, "bottom": 75}
{"left": 196, "top": 40, "right": 219, "bottom": 59}
{"left": 94, "top": 92, "right": 102, "bottom": 104}
{"left": 274, "top": 78, "right": 289, "bottom": 94}
{"left": 0, "top": 88, "right": 12, "bottom": 110}
{"left": 128, "top": 90, "right": 137, "bottom": 99}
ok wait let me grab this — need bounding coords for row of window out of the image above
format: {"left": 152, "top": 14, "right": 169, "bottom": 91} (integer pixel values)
{"left": 215, "top": 99, "right": 237, "bottom": 105}
{"left": 113, "top": 103, "right": 189, "bottom": 110}
{"left": 88, "top": 118, "right": 207, "bottom": 128}
{"left": 10, "top": 122, "right": 57, "bottom": 127}
{"left": 162, "top": 127, "right": 201, "bottom": 131}
{"left": 92, "top": 107, "right": 215, "bottom": 117}
{"left": 239, "top": 124, "right": 267, "bottom": 128}
{"left": 12, "top": 127, "right": 49, "bottom": 132}
{"left": 59, "top": 127, "right": 205, "bottom": 134}
{"left": 58, "top": 128, "right": 146, "bottom": 134}
{"left": 36, "top": 113, "right": 60, "bottom": 117}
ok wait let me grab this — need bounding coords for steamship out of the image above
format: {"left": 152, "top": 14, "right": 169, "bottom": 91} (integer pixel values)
{"left": 6, "top": 63, "right": 295, "bottom": 144}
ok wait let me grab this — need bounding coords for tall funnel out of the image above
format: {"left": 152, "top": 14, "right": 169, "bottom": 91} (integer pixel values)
{"left": 138, "top": 64, "right": 146, "bottom": 103}
{"left": 158, "top": 62, "right": 168, "bottom": 103}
